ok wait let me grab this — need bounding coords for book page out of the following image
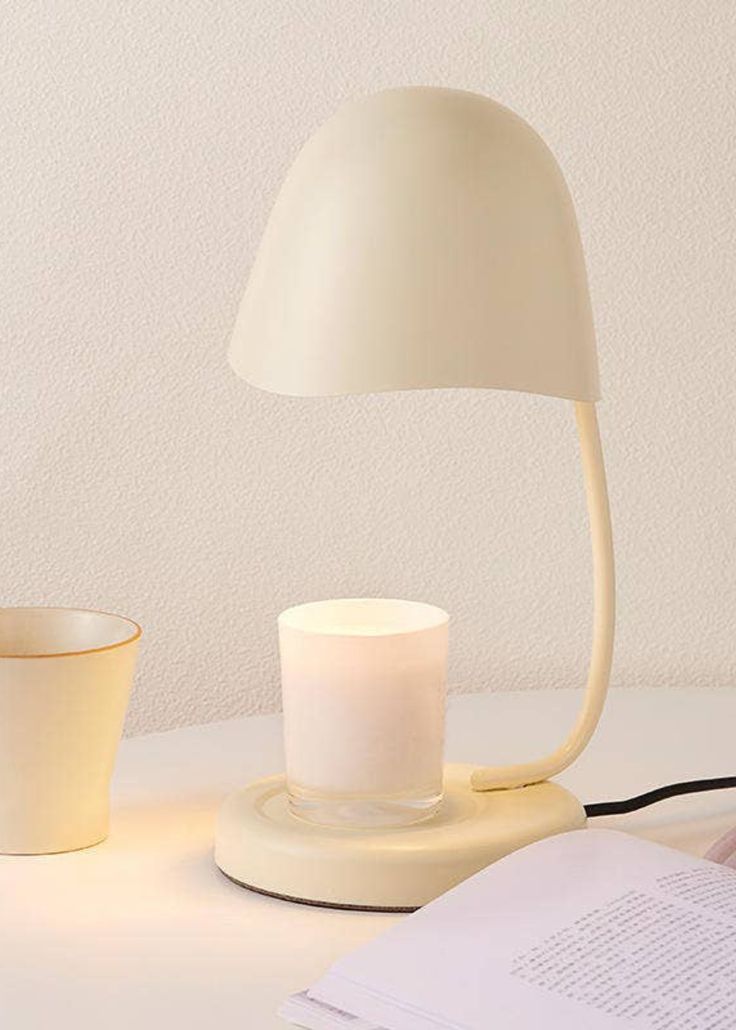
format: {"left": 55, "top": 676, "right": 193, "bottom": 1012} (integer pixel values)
{"left": 307, "top": 830, "right": 736, "bottom": 1030}
{"left": 280, "top": 990, "right": 382, "bottom": 1030}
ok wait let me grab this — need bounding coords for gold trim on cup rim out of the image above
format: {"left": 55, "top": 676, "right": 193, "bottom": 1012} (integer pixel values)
{"left": 0, "top": 607, "right": 142, "bottom": 659}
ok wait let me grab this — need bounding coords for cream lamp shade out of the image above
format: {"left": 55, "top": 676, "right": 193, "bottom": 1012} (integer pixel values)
{"left": 217, "top": 87, "right": 615, "bottom": 910}
{"left": 229, "top": 87, "right": 598, "bottom": 402}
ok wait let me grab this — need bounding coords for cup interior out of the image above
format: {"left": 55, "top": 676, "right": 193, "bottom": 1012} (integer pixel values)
{"left": 0, "top": 608, "right": 141, "bottom": 658}
{"left": 279, "top": 598, "right": 448, "bottom": 637}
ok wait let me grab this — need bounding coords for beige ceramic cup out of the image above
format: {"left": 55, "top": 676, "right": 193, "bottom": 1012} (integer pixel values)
{"left": 0, "top": 607, "right": 141, "bottom": 854}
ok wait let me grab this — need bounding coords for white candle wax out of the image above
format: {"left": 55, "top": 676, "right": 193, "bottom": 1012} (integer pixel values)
{"left": 279, "top": 598, "right": 448, "bottom": 827}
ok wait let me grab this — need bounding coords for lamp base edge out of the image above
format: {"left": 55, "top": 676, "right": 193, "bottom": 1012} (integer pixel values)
{"left": 214, "top": 764, "right": 586, "bottom": 911}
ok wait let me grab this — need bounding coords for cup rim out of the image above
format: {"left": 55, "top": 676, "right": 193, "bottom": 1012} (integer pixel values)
{"left": 278, "top": 597, "right": 449, "bottom": 638}
{"left": 0, "top": 606, "right": 142, "bottom": 659}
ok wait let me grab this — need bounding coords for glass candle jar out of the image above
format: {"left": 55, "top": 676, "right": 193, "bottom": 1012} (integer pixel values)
{"left": 279, "top": 598, "right": 448, "bottom": 828}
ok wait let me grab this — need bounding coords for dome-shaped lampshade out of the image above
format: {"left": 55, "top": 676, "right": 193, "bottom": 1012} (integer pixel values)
{"left": 229, "top": 87, "right": 599, "bottom": 400}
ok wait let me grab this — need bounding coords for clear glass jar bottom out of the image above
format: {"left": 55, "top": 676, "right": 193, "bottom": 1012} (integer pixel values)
{"left": 288, "top": 783, "right": 443, "bottom": 829}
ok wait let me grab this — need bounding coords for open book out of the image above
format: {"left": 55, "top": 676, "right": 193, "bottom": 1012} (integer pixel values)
{"left": 280, "top": 829, "right": 736, "bottom": 1030}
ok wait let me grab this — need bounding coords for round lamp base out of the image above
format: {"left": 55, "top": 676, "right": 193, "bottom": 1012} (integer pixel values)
{"left": 214, "top": 765, "right": 586, "bottom": 911}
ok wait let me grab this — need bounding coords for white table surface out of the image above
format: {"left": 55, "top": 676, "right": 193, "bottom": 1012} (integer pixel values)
{"left": 1, "top": 688, "right": 734, "bottom": 1029}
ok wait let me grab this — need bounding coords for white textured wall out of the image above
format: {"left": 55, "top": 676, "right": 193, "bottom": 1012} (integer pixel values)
{"left": 2, "top": 2, "right": 735, "bottom": 735}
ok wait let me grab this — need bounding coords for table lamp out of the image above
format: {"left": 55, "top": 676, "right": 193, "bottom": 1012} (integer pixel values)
{"left": 215, "top": 87, "right": 615, "bottom": 911}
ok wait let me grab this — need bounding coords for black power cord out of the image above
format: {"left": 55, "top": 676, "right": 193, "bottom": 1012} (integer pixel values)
{"left": 585, "top": 776, "right": 736, "bottom": 818}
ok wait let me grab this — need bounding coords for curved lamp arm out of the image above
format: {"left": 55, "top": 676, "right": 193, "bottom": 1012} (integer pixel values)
{"left": 471, "top": 401, "right": 615, "bottom": 792}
